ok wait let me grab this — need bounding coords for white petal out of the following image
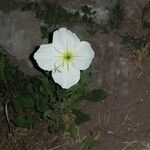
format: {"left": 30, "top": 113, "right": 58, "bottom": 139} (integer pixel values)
{"left": 52, "top": 28, "right": 80, "bottom": 52}
{"left": 34, "top": 44, "right": 59, "bottom": 71}
{"left": 52, "top": 64, "right": 80, "bottom": 89}
{"left": 73, "top": 41, "right": 95, "bottom": 70}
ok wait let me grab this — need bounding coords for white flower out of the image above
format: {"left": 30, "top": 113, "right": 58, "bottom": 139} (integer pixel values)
{"left": 34, "top": 28, "right": 95, "bottom": 89}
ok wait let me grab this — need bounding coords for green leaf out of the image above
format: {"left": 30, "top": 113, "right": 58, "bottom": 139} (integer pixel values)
{"left": 62, "top": 98, "right": 79, "bottom": 109}
{"left": 31, "top": 75, "right": 55, "bottom": 96}
{"left": 12, "top": 115, "right": 35, "bottom": 128}
{"left": 21, "top": 92, "right": 34, "bottom": 108}
{"left": 39, "top": 83, "right": 51, "bottom": 96}
{"left": 36, "top": 97, "right": 47, "bottom": 113}
{"left": 143, "top": 21, "right": 150, "bottom": 29}
{"left": 86, "top": 89, "right": 107, "bottom": 102}
{"left": 13, "top": 91, "right": 34, "bottom": 112}
{"left": 80, "top": 70, "right": 90, "bottom": 84}
{"left": 31, "top": 76, "right": 41, "bottom": 93}
{"left": 84, "top": 138, "right": 100, "bottom": 150}
{"left": 39, "top": 76, "right": 55, "bottom": 95}
{"left": 13, "top": 99, "right": 24, "bottom": 113}
{"left": 73, "top": 109, "right": 90, "bottom": 125}
{"left": 43, "top": 109, "right": 53, "bottom": 119}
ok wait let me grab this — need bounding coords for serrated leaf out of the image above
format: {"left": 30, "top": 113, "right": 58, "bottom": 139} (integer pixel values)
{"left": 32, "top": 75, "right": 55, "bottom": 96}
{"left": 39, "top": 76, "right": 55, "bottom": 95}
{"left": 73, "top": 109, "right": 90, "bottom": 125}
{"left": 12, "top": 115, "right": 35, "bottom": 129}
{"left": 39, "top": 83, "right": 51, "bottom": 96}
{"left": 86, "top": 89, "right": 107, "bottom": 102}
{"left": 84, "top": 138, "right": 100, "bottom": 150}
{"left": 31, "top": 76, "right": 41, "bottom": 93}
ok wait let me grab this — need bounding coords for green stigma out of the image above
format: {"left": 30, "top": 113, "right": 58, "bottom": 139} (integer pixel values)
{"left": 62, "top": 51, "right": 73, "bottom": 62}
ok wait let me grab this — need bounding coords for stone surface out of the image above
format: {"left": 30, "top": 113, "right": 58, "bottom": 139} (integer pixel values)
{"left": 89, "top": 32, "right": 134, "bottom": 92}
{"left": 0, "top": 0, "right": 145, "bottom": 90}
{"left": 57, "top": 0, "right": 118, "bottom": 23}
{"left": 0, "top": 10, "right": 42, "bottom": 60}
{"left": 0, "top": 10, "right": 44, "bottom": 74}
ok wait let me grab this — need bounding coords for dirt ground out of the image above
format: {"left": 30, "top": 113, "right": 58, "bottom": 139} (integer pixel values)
{"left": 0, "top": 0, "right": 150, "bottom": 150}
{"left": 0, "top": 56, "right": 150, "bottom": 150}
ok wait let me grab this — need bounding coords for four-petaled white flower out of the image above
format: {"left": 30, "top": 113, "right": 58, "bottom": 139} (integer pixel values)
{"left": 34, "top": 28, "right": 95, "bottom": 89}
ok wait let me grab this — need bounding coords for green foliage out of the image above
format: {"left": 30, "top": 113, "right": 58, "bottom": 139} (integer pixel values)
{"left": 21, "top": 0, "right": 74, "bottom": 39}
{"left": 120, "top": 34, "right": 149, "bottom": 50}
{"left": 59, "top": 70, "right": 90, "bottom": 109}
{"left": 36, "top": 97, "right": 48, "bottom": 113}
{"left": 12, "top": 115, "right": 35, "bottom": 129}
{"left": 85, "top": 89, "right": 107, "bottom": 102}
{"left": 13, "top": 91, "right": 34, "bottom": 112}
{"left": 81, "top": 5, "right": 98, "bottom": 34}
{"left": 31, "top": 76, "right": 55, "bottom": 114}
{"left": 73, "top": 109, "right": 90, "bottom": 125}
{"left": 143, "top": 21, "right": 150, "bottom": 29}
{"left": 0, "top": 52, "right": 36, "bottom": 129}
{"left": 84, "top": 138, "right": 100, "bottom": 150}
{"left": 109, "top": 4, "right": 124, "bottom": 30}
{"left": 81, "top": 5, "right": 97, "bottom": 25}
{"left": 0, "top": 50, "right": 107, "bottom": 137}
{"left": 43, "top": 109, "right": 53, "bottom": 119}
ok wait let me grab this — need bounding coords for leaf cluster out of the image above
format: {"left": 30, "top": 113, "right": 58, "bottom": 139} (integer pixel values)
{"left": 0, "top": 52, "right": 35, "bottom": 129}
{"left": 21, "top": 0, "right": 74, "bottom": 39}
{"left": 0, "top": 51, "right": 107, "bottom": 135}
{"left": 109, "top": 4, "right": 124, "bottom": 30}
{"left": 81, "top": 5, "right": 98, "bottom": 34}
{"left": 81, "top": 5, "right": 97, "bottom": 25}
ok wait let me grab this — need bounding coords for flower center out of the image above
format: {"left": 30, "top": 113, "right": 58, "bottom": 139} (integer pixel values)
{"left": 62, "top": 51, "right": 73, "bottom": 62}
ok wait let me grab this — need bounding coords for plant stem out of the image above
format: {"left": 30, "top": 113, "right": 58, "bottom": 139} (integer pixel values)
{"left": 4, "top": 75, "right": 13, "bottom": 136}
{"left": 5, "top": 96, "right": 13, "bottom": 136}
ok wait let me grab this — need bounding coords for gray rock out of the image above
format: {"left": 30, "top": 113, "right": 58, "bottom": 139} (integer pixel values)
{"left": 0, "top": 10, "right": 44, "bottom": 73}
{"left": 89, "top": 32, "right": 134, "bottom": 92}
{"left": 0, "top": 0, "right": 137, "bottom": 92}
{"left": 57, "top": 0, "right": 118, "bottom": 24}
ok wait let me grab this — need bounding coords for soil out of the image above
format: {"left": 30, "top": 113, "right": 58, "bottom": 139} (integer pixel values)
{"left": 0, "top": 0, "right": 150, "bottom": 150}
